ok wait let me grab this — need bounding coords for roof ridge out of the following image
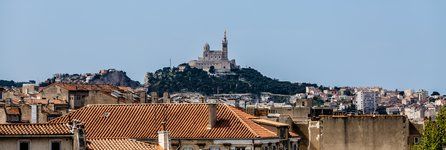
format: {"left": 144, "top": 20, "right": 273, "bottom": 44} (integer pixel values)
{"left": 226, "top": 105, "right": 278, "bottom": 138}
{"left": 224, "top": 104, "right": 260, "bottom": 138}
{"left": 85, "top": 103, "right": 211, "bottom": 107}
{"left": 0, "top": 123, "right": 67, "bottom": 125}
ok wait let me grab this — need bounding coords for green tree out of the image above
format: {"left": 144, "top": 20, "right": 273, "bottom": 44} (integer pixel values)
{"left": 415, "top": 107, "right": 446, "bottom": 150}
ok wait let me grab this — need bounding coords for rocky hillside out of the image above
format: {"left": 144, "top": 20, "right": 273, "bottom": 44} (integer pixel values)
{"left": 89, "top": 70, "right": 140, "bottom": 88}
{"left": 40, "top": 69, "right": 140, "bottom": 88}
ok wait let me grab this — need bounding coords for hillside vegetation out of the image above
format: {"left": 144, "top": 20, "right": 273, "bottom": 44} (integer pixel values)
{"left": 145, "top": 65, "right": 320, "bottom": 95}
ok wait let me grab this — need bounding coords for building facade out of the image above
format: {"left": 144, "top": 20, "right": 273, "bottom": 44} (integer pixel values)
{"left": 0, "top": 122, "right": 85, "bottom": 150}
{"left": 355, "top": 91, "right": 379, "bottom": 114}
{"left": 41, "top": 83, "right": 145, "bottom": 110}
{"left": 308, "top": 115, "right": 411, "bottom": 150}
{"left": 188, "top": 31, "right": 238, "bottom": 73}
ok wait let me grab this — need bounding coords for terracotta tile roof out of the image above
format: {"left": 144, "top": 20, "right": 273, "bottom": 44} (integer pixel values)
{"left": 5, "top": 107, "right": 20, "bottom": 115}
{"left": 26, "top": 99, "right": 49, "bottom": 105}
{"left": 251, "top": 119, "right": 290, "bottom": 127}
{"left": 0, "top": 123, "right": 71, "bottom": 135}
{"left": 50, "top": 103, "right": 278, "bottom": 139}
{"left": 87, "top": 138, "right": 159, "bottom": 150}
{"left": 11, "top": 99, "right": 21, "bottom": 105}
{"left": 289, "top": 131, "right": 299, "bottom": 138}
{"left": 51, "top": 83, "right": 120, "bottom": 93}
{"left": 50, "top": 99, "right": 68, "bottom": 105}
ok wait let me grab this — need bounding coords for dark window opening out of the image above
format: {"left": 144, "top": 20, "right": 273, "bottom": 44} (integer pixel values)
{"left": 51, "top": 141, "right": 61, "bottom": 150}
{"left": 235, "top": 147, "right": 246, "bottom": 150}
{"left": 19, "top": 141, "right": 30, "bottom": 150}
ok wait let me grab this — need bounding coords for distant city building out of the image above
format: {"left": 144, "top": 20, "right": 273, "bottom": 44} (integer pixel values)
{"left": 404, "top": 89, "right": 414, "bottom": 97}
{"left": 21, "top": 84, "right": 38, "bottom": 95}
{"left": 41, "top": 83, "right": 146, "bottom": 109}
{"left": 404, "top": 105, "right": 425, "bottom": 123}
{"left": 355, "top": 91, "right": 379, "bottom": 114}
{"left": 188, "top": 31, "right": 238, "bottom": 73}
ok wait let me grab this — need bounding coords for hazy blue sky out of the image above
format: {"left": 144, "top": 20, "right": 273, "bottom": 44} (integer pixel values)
{"left": 1, "top": 1, "right": 445, "bottom": 93}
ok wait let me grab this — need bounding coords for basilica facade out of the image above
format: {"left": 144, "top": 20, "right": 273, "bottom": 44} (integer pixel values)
{"left": 188, "top": 31, "right": 238, "bottom": 73}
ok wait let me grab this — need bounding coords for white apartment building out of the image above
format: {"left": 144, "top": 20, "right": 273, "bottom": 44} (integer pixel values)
{"left": 355, "top": 91, "right": 379, "bottom": 114}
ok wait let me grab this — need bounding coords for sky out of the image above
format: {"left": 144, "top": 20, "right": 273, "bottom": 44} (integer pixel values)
{"left": 0, "top": 0, "right": 445, "bottom": 93}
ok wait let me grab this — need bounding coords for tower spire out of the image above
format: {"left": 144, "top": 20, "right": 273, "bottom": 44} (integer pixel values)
{"left": 222, "top": 30, "right": 228, "bottom": 60}
{"left": 223, "top": 30, "right": 227, "bottom": 44}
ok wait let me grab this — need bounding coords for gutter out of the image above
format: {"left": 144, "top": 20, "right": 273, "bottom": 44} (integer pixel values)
{"left": 0, "top": 134, "right": 73, "bottom": 138}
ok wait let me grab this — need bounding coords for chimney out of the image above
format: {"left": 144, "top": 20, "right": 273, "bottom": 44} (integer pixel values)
{"left": 163, "top": 92, "right": 170, "bottom": 103}
{"left": 158, "top": 130, "right": 170, "bottom": 150}
{"left": 31, "top": 105, "right": 41, "bottom": 123}
{"left": 71, "top": 120, "right": 86, "bottom": 150}
{"left": 151, "top": 92, "right": 158, "bottom": 103}
{"left": 207, "top": 103, "right": 217, "bottom": 129}
{"left": 140, "top": 91, "right": 147, "bottom": 103}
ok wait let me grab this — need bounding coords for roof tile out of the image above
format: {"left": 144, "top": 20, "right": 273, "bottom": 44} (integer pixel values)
{"left": 50, "top": 103, "right": 278, "bottom": 139}
{"left": 0, "top": 123, "right": 71, "bottom": 135}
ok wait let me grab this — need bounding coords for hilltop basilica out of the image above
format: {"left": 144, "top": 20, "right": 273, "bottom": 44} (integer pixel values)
{"left": 188, "top": 31, "right": 238, "bottom": 73}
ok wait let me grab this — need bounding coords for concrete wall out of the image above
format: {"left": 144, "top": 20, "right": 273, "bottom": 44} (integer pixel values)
{"left": 275, "top": 107, "right": 310, "bottom": 119}
{"left": 0, "top": 137, "right": 73, "bottom": 150}
{"left": 0, "top": 108, "right": 6, "bottom": 124}
{"left": 86, "top": 91, "right": 118, "bottom": 105}
{"left": 309, "top": 115, "right": 409, "bottom": 150}
{"left": 293, "top": 122, "right": 310, "bottom": 150}
{"left": 20, "top": 105, "right": 31, "bottom": 122}
{"left": 41, "top": 85, "right": 69, "bottom": 101}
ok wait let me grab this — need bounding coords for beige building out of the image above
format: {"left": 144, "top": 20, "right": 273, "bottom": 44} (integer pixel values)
{"left": 0, "top": 121, "right": 159, "bottom": 150}
{"left": 307, "top": 115, "right": 416, "bottom": 150}
{"left": 188, "top": 31, "right": 238, "bottom": 73}
{"left": 41, "top": 83, "right": 145, "bottom": 110}
{"left": 0, "top": 122, "right": 85, "bottom": 150}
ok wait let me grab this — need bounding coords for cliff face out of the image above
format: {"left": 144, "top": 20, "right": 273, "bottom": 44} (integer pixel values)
{"left": 90, "top": 70, "right": 140, "bottom": 88}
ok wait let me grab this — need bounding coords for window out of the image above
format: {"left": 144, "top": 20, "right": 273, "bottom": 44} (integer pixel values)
{"left": 414, "top": 137, "right": 420, "bottom": 144}
{"left": 292, "top": 143, "right": 297, "bottom": 150}
{"left": 51, "top": 141, "right": 61, "bottom": 150}
{"left": 18, "top": 140, "right": 30, "bottom": 150}
{"left": 235, "top": 147, "right": 245, "bottom": 150}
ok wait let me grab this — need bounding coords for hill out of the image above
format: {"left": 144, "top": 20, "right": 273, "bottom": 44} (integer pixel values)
{"left": 0, "top": 80, "right": 36, "bottom": 87}
{"left": 40, "top": 69, "right": 140, "bottom": 88}
{"left": 145, "top": 65, "right": 321, "bottom": 95}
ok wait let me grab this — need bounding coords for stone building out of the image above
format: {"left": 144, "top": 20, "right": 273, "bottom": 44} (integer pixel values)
{"left": 49, "top": 103, "right": 300, "bottom": 150}
{"left": 0, "top": 122, "right": 85, "bottom": 150}
{"left": 307, "top": 115, "right": 416, "bottom": 150}
{"left": 40, "top": 83, "right": 145, "bottom": 110}
{"left": 0, "top": 121, "right": 159, "bottom": 150}
{"left": 188, "top": 31, "right": 238, "bottom": 73}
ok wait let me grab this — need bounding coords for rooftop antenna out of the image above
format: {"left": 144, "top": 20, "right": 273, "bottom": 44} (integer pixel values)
{"left": 169, "top": 58, "right": 172, "bottom": 69}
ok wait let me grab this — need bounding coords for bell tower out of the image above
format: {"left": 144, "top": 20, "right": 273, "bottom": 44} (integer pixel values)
{"left": 222, "top": 30, "right": 228, "bottom": 60}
